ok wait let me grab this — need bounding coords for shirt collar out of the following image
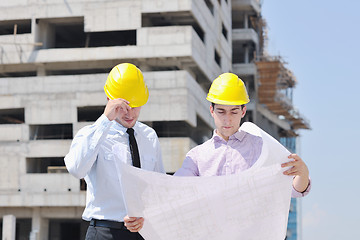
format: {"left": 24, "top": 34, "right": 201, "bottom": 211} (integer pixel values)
{"left": 212, "top": 130, "right": 224, "bottom": 142}
{"left": 212, "top": 128, "right": 246, "bottom": 143}
{"left": 232, "top": 129, "right": 246, "bottom": 141}
{"left": 112, "top": 121, "right": 139, "bottom": 136}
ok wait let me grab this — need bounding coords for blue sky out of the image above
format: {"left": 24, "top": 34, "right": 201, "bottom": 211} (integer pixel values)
{"left": 262, "top": 1, "right": 360, "bottom": 239}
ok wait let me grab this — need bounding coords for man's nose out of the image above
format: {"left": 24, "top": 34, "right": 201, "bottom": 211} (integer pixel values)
{"left": 127, "top": 108, "right": 137, "bottom": 117}
{"left": 223, "top": 113, "right": 231, "bottom": 124}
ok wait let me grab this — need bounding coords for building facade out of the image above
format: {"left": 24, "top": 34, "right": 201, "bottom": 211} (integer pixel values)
{"left": 0, "top": 0, "right": 309, "bottom": 239}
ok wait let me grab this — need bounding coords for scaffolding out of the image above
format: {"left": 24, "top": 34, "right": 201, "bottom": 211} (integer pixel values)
{"left": 255, "top": 56, "right": 310, "bottom": 130}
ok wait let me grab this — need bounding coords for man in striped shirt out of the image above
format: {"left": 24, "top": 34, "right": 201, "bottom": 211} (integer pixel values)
{"left": 174, "top": 72, "right": 310, "bottom": 198}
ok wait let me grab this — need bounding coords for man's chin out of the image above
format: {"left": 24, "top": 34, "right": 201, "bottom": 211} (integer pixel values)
{"left": 115, "top": 119, "right": 136, "bottom": 128}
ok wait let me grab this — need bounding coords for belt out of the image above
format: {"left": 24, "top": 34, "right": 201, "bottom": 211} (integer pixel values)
{"left": 90, "top": 219, "right": 125, "bottom": 230}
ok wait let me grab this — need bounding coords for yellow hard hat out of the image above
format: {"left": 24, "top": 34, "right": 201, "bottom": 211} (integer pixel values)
{"left": 206, "top": 73, "right": 250, "bottom": 105}
{"left": 104, "top": 63, "right": 149, "bottom": 108}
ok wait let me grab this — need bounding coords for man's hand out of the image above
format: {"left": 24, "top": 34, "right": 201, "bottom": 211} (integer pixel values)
{"left": 124, "top": 215, "right": 144, "bottom": 232}
{"left": 104, "top": 98, "right": 131, "bottom": 121}
{"left": 281, "top": 154, "right": 310, "bottom": 193}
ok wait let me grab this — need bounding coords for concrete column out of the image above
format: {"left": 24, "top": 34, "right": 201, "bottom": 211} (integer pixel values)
{"left": 244, "top": 44, "right": 249, "bottom": 63}
{"left": 35, "top": 20, "right": 55, "bottom": 49}
{"left": 2, "top": 215, "right": 16, "bottom": 240}
{"left": 30, "top": 208, "right": 49, "bottom": 240}
{"left": 31, "top": 18, "right": 40, "bottom": 51}
{"left": 244, "top": 13, "right": 248, "bottom": 29}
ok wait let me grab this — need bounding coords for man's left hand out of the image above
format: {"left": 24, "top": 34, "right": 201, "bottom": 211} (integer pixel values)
{"left": 281, "top": 154, "right": 310, "bottom": 192}
{"left": 124, "top": 215, "right": 144, "bottom": 232}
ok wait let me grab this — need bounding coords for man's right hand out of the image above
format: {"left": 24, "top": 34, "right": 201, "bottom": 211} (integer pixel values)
{"left": 104, "top": 98, "right": 131, "bottom": 121}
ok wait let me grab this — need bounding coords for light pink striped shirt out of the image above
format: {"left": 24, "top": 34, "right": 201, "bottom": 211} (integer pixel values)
{"left": 175, "top": 129, "right": 311, "bottom": 198}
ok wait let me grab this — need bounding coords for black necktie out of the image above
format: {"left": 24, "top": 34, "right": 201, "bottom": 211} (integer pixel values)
{"left": 126, "top": 128, "right": 141, "bottom": 168}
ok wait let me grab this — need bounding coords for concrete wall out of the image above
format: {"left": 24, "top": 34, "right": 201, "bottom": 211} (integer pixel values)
{"left": 0, "top": 0, "right": 232, "bottom": 82}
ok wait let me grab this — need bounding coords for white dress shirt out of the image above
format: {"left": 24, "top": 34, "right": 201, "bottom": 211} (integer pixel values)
{"left": 64, "top": 114, "right": 165, "bottom": 222}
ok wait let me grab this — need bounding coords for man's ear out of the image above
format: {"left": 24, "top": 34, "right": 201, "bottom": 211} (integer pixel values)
{"left": 210, "top": 104, "right": 215, "bottom": 116}
{"left": 241, "top": 105, "right": 247, "bottom": 118}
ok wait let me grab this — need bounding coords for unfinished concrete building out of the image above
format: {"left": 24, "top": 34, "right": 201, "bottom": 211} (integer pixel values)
{"left": 0, "top": 0, "right": 309, "bottom": 239}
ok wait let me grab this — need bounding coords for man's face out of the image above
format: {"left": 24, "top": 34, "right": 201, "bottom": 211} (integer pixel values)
{"left": 115, "top": 106, "right": 141, "bottom": 128}
{"left": 210, "top": 104, "right": 246, "bottom": 141}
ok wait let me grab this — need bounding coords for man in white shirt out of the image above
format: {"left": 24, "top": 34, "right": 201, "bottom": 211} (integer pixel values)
{"left": 65, "top": 63, "right": 165, "bottom": 240}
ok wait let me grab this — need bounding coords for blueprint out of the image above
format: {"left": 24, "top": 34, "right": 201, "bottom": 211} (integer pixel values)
{"left": 114, "top": 122, "right": 293, "bottom": 240}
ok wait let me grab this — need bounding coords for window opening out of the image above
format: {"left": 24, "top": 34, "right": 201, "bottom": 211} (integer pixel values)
{"left": 77, "top": 106, "right": 105, "bottom": 122}
{"left": 204, "top": 0, "right": 214, "bottom": 15}
{"left": 29, "top": 124, "right": 73, "bottom": 140}
{"left": 222, "top": 23, "right": 228, "bottom": 40}
{"left": 0, "top": 108, "right": 25, "bottom": 124}
{"left": 26, "top": 157, "right": 66, "bottom": 173}
{"left": 214, "top": 49, "right": 221, "bottom": 66}
{"left": 0, "top": 19, "right": 31, "bottom": 35}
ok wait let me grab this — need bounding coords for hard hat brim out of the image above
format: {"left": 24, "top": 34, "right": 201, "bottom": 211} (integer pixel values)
{"left": 206, "top": 95, "right": 250, "bottom": 106}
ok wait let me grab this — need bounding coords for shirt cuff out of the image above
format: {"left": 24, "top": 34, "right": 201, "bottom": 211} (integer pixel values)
{"left": 292, "top": 178, "right": 311, "bottom": 198}
{"left": 95, "top": 114, "right": 113, "bottom": 126}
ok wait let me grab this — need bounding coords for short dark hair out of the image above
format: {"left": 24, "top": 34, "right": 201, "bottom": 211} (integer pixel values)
{"left": 211, "top": 102, "right": 244, "bottom": 109}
